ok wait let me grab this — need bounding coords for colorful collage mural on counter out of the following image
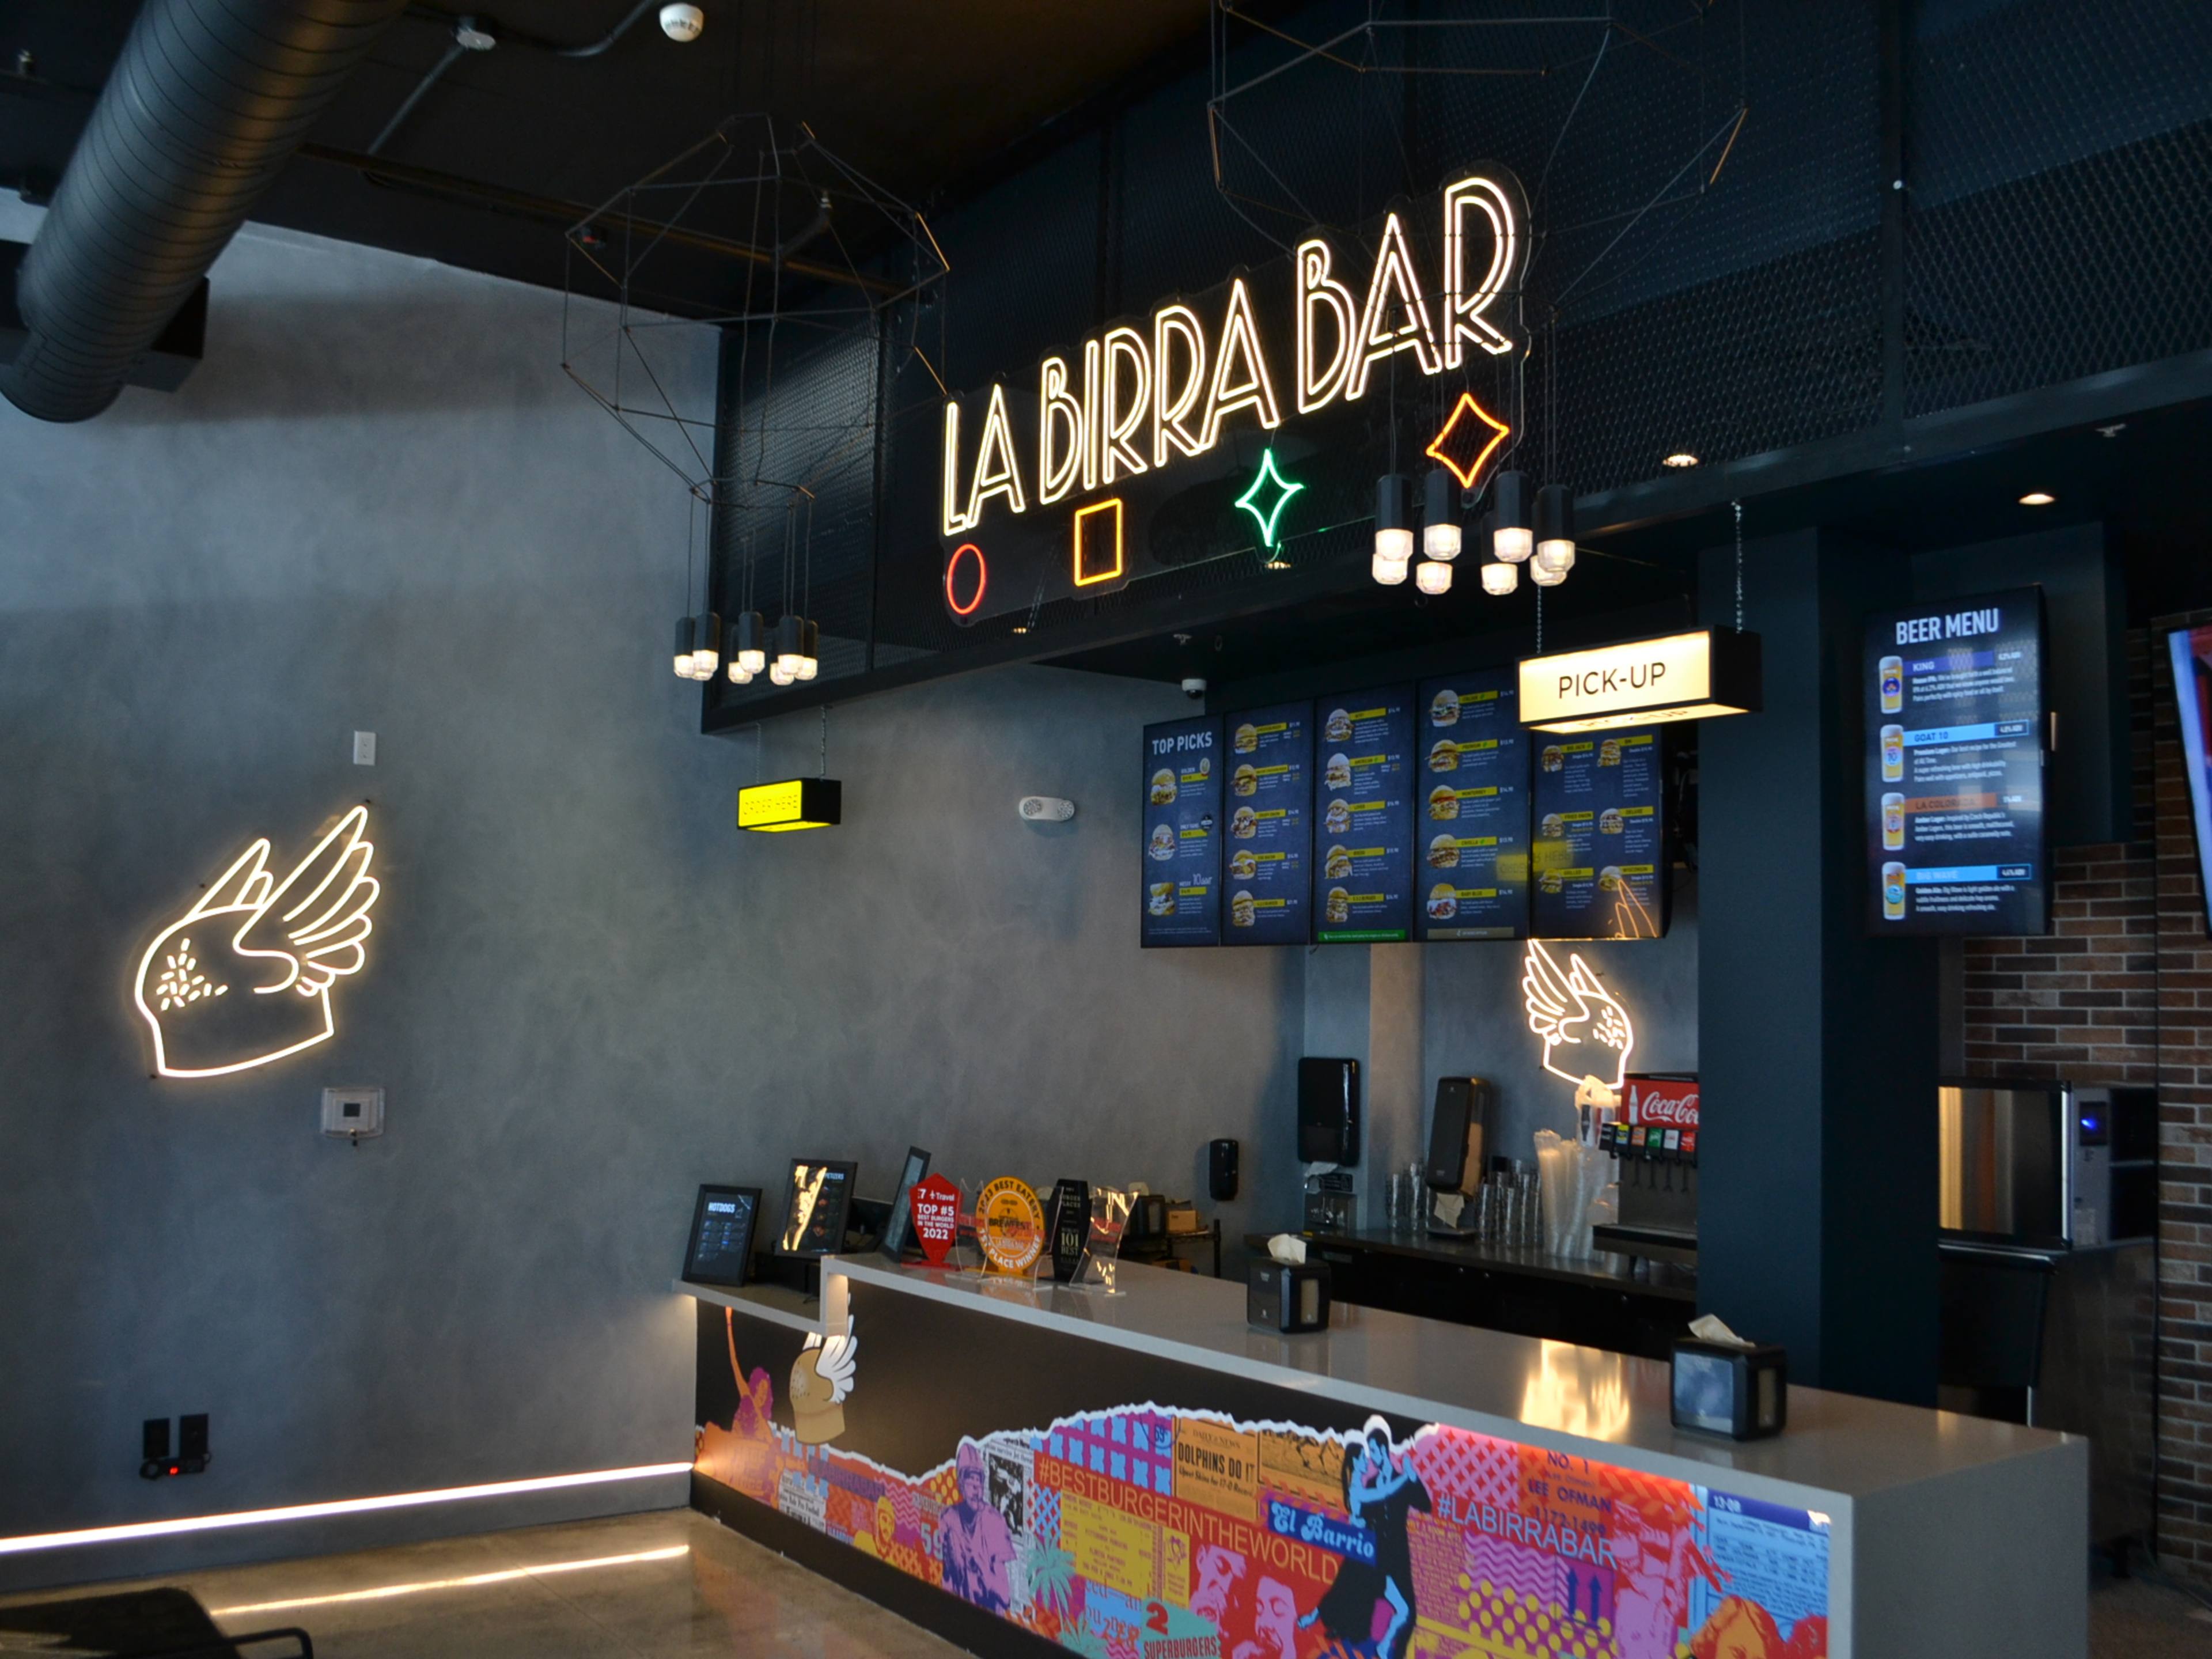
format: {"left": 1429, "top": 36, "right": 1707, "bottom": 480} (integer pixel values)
{"left": 695, "top": 1312, "right": 1828, "bottom": 1659}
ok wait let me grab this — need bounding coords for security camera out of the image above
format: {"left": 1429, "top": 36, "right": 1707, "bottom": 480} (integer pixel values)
{"left": 660, "top": 3, "right": 704, "bottom": 42}
{"left": 1181, "top": 677, "right": 1207, "bottom": 700}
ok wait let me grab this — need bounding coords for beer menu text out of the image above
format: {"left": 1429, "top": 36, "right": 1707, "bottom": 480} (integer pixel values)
{"left": 1862, "top": 588, "right": 2047, "bottom": 934}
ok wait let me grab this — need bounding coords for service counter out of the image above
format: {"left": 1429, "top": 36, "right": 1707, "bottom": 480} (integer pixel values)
{"left": 685, "top": 1256, "right": 2084, "bottom": 1659}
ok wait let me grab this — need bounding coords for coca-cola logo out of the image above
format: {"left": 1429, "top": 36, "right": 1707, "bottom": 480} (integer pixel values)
{"left": 1627, "top": 1078, "right": 1699, "bottom": 1128}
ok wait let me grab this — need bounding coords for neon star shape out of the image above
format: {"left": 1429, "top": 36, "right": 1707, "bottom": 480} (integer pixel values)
{"left": 1425, "top": 392, "right": 1512, "bottom": 491}
{"left": 1234, "top": 448, "right": 1305, "bottom": 550}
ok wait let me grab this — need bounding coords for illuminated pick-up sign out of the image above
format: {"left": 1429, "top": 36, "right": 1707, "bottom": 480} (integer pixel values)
{"left": 937, "top": 169, "right": 1530, "bottom": 623}
{"left": 1518, "top": 629, "right": 1763, "bottom": 733}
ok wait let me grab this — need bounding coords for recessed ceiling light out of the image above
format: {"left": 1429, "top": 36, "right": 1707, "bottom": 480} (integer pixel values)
{"left": 2018, "top": 491, "right": 2055, "bottom": 506}
{"left": 1662, "top": 453, "right": 1699, "bottom": 468}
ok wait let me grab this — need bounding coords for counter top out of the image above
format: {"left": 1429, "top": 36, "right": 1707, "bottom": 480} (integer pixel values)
{"left": 825, "top": 1252, "right": 2073, "bottom": 1511}
{"left": 1262, "top": 1227, "right": 1698, "bottom": 1302}
{"left": 673, "top": 1277, "right": 824, "bottom": 1335}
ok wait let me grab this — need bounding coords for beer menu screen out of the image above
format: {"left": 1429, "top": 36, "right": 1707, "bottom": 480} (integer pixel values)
{"left": 1415, "top": 669, "right": 1530, "bottom": 940}
{"left": 1223, "top": 702, "right": 1313, "bottom": 946}
{"left": 1141, "top": 715, "right": 1223, "bottom": 946}
{"left": 1863, "top": 588, "right": 2047, "bottom": 934}
{"left": 1531, "top": 729, "right": 1668, "bottom": 938}
{"left": 1313, "top": 687, "right": 1416, "bottom": 942}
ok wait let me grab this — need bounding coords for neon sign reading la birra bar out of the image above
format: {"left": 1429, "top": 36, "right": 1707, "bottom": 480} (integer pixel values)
{"left": 937, "top": 168, "right": 1530, "bottom": 624}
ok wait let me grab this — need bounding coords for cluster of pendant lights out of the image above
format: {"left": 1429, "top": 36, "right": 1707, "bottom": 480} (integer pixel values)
{"left": 1371, "top": 468, "right": 1575, "bottom": 597}
{"left": 671, "top": 610, "right": 820, "bottom": 684}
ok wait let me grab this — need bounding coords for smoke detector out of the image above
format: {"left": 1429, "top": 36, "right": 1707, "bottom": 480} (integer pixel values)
{"left": 660, "top": 3, "right": 704, "bottom": 41}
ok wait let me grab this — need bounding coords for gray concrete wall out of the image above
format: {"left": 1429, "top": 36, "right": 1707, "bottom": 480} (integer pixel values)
{"left": 0, "top": 204, "right": 1303, "bottom": 1588}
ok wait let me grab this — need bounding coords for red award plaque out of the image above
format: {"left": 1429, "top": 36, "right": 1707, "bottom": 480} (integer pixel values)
{"left": 911, "top": 1173, "right": 961, "bottom": 1266}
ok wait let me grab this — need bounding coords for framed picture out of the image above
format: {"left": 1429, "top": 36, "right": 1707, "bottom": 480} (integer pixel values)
{"left": 681, "top": 1185, "right": 762, "bottom": 1288}
{"left": 880, "top": 1147, "right": 931, "bottom": 1260}
{"left": 778, "top": 1159, "right": 859, "bottom": 1258}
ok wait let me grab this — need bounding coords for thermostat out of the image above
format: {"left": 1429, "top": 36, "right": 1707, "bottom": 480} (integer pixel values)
{"left": 321, "top": 1087, "right": 384, "bottom": 1141}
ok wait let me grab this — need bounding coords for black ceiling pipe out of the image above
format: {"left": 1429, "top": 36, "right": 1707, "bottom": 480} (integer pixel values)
{"left": 0, "top": 0, "right": 408, "bottom": 423}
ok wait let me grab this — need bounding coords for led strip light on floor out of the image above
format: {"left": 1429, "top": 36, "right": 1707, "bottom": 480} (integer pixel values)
{"left": 0, "top": 1463, "right": 693, "bottom": 1557}
{"left": 206, "top": 1544, "right": 691, "bottom": 1617}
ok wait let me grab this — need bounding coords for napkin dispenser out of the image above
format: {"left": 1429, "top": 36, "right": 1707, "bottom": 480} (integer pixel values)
{"left": 1670, "top": 1336, "right": 1787, "bottom": 1440}
{"left": 1248, "top": 1259, "right": 1331, "bottom": 1334}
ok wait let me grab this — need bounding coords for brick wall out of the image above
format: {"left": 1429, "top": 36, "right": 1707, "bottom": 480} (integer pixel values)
{"left": 1961, "top": 616, "right": 2212, "bottom": 1573}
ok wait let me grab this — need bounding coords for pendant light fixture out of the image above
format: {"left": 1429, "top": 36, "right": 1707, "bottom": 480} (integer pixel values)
{"left": 1491, "top": 469, "right": 1532, "bottom": 563}
{"left": 690, "top": 611, "right": 721, "bottom": 677}
{"left": 1529, "top": 558, "right": 1567, "bottom": 587}
{"left": 772, "top": 612, "right": 804, "bottom": 674}
{"left": 796, "top": 619, "right": 820, "bottom": 681}
{"left": 1415, "top": 559, "right": 1453, "bottom": 595}
{"left": 1481, "top": 560, "right": 1518, "bottom": 595}
{"left": 1535, "top": 484, "right": 1575, "bottom": 575}
{"left": 1421, "top": 468, "right": 1462, "bottom": 561}
{"left": 675, "top": 617, "right": 701, "bottom": 680}
{"left": 1372, "top": 474, "right": 1412, "bottom": 585}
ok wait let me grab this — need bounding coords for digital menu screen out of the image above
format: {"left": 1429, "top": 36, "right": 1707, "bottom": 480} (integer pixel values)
{"left": 683, "top": 1185, "right": 760, "bottom": 1287}
{"left": 1530, "top": 729, "right": 1668, "bottom": 938}
{"left": 1863, "top": 588, "right": 2047, "bottom": 934}
{"left": 1415, "top": 669, "right": 1529, "bottom": 940}
{"left": 1223, "top": 702, "right": 1312, "bottom": 945}
{"left": 1313, "top": 687, "right": 1415, "bottom": 942}
{"left": 2170, "top": 625, "right": 2212, "bottom": 935}
{"left": 1141, "top": 715, "right": 1223, "bottom": 946}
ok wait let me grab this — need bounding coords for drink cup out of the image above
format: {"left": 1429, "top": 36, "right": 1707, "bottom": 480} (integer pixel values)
{"left": 1880, "top": 655, "right": 1904, "bottom": 714}
{"left": 1883, "top": 861, "right": 1908, "bottom": 920}
{"left": 1880, "top": 724, "right": 1905, "bottom": 782}
{"left": 1882, "top": 793, "right": 1906, "bottom": 849}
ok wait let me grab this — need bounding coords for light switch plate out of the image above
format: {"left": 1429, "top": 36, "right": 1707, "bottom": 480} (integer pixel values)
{"left": 321, "top": 1086, "right": 384, "bottom": 1139}
{"left": 352, "top": 731, "right": 376, "bottom": 766}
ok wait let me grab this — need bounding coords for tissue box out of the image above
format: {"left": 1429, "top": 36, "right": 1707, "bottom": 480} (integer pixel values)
{"left": 1248, "top": 1261, "right": 1331, "bottom": 1333}
{"left": 1670, "top": 1338, "right": 1787, "bottom": 1440}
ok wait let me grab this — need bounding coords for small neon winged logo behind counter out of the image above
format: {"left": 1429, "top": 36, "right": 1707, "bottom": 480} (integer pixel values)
{"left": 1521, "top": 938, "right": 1634, "bottom": 1114}
{"left": 133, "top": 806, "right": 380, "bottom": 1078}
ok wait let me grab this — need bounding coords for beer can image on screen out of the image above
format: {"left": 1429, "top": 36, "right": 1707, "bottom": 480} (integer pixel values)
{"left": 1882, "top": 793, "right": 1906, "bottom": 850}
{"left": 1880, "top": 724, "right": 1906, "bottom": 782}
{"left": 1880, "top": 654, "right": 1904, "bottom": 714}
{"left": 1883, "top": 862, "right": 1908, "bottom": 920}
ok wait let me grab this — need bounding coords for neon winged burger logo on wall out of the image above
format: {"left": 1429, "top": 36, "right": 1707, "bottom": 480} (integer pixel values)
{"left": 937, "top": 168, "right": 1529, "bottom": 623}
{"left": 134, "top": 807, "right": 381, "bottom": 1078}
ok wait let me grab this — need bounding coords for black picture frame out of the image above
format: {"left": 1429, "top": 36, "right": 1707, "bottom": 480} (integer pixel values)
{"left": 880, "top": 1146, "right": 931, "bottom": 1260}
{"left": 777, "top": 1158, "right": 859, "bottom": 1258}
{"left": 681, "top": 1184, "right": 763, "bottom": 1289}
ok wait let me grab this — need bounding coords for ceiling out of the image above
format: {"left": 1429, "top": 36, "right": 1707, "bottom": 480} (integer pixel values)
{"left": 0, "top": 0, "right": 1213, "bottom": 311}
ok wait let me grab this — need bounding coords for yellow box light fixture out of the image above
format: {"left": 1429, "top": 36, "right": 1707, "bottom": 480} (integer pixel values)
{"left": 737, "top": 777, "right": 843, "bottom": 832}
{"left": 1519, "top": 629, "right": 1763, "bottom": 733}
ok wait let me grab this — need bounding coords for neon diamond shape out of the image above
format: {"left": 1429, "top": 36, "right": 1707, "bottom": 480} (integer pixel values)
{"left": 1234, "top": 448, "right": 1305, "bottom": 550}
{"left": 1426, "top": 392, "right": 1512, "bottom": 491}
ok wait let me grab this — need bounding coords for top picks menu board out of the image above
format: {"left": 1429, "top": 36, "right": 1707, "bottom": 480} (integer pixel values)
{"left": 1416, "top": 669, "right": 1530, "bottom": 940}
{"left": 1141, "top": 715, "right": 1223, "bottom": 945}
{"left": 1530, "top": 729, "right": 1668, "bottom": 939}
{"left": 1224, "top": 703, "right": 1313, "bottom": 945}
{"left": 1314, "top": 688, "right": 1416, "bottom": 942}
{"left": 1864, "top": 586, "right": 2047, "bottom": 934}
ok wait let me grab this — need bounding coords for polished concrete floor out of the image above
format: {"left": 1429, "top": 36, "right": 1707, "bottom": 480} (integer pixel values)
{"left": 0, "top": 1509, "right": 960, "bottom": 1658}
{"left": 3, "top": 1506, "right": 2211, "bottom": 1657}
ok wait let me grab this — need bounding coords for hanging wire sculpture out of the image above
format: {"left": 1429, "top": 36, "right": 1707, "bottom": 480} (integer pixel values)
{"left": 1206, "top": 1, "right": 1749, "bottom": 600}
{"left": 559, "top": 112, "right": 950, "bottom": 685}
